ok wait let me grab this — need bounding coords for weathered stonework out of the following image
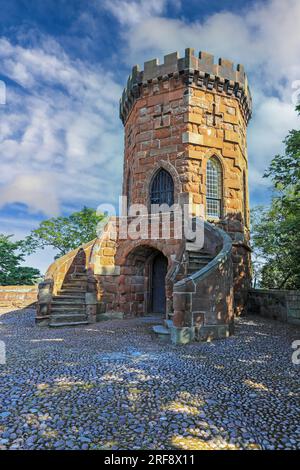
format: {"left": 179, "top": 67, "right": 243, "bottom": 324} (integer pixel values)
{"left": 121, "top": 48, "right": 252, "bottom": 316}
{"left": 248, "top": 289, "right": 300, "bottom": 325}
{"left": 0, "top": 285, "right": 37, "bottom": 310}
{"left": 37, "top": 48, "right": 253, "bottom": 342}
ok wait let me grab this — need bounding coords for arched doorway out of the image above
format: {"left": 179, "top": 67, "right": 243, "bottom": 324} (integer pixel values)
{"left": 119, "top": 245, "right": 169, "bottom": 317}
{"left": 150, "top": 252, "right": 168, "bottom": 314}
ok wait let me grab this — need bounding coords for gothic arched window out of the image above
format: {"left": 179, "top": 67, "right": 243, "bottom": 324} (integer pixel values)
{"left": 150, "top": 169, "right": 174, "bottom": 206}
{"left": 206, "top": 157, "right": 222, "bottom": 218}
{"left": 127, "top": 170, "right": 132, "bottom": 212}
{"left": 243, "top": 170, "right": 247, "bottom": 226}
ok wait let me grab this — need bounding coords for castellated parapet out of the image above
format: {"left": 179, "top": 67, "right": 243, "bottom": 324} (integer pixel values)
{"left": 120, "top": 48, "right": 252, "bottom": 125}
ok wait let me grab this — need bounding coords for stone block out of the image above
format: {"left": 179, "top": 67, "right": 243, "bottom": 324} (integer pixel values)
{"left": 182, "top": 132, "right": 204, "bottom": 145}
{"left": 185, "top": 113, "right": 203, "bottom": 125}
{"left": 196, "top": 324, "right": 231, "bottom": 341}
{"left": 85, "top": 292, "right": 97, "bottom": 305}
{"left": 223, "top": 113, "right": 239, "bottom": 125}
{"left": 198, "top": 51, "right": 214, "bottom": 65}
{"left": 99, "top": 257, "right": 115, "bottom": 266}
{"left": 170, "top": 326, "right": 195, "bottom": 344}
{"left": 97, "top": 311, "right": 124, "bottom": 322}
{"left": 225, "top": 130, "right": 240, "bottom": 144}
{"left": 36, "top": 317, "right": 50, "bottom": 327}
{"left": 94, "top": 266, "right": 120, "bottom": 276}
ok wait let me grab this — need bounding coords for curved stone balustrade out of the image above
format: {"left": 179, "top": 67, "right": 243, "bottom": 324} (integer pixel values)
{"left": 172, "top": 221, "right": 234, "bottom": 343}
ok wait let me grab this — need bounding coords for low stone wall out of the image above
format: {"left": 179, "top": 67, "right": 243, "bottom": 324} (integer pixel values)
{"left": 0, "top": 285, "right": 38, "bottom": 310}
{"left": 248, "top": 289, "right": 300, "bottom": 325}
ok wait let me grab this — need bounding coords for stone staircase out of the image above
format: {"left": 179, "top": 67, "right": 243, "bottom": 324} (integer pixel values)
{"left": 49, "top": 271, "right": 89, "bottom": 327}
{"left": 186, "top": 250, "right": 214, "bottom": 276}
{"left": 152, "top": 319, "right": 174, "bottom": 341}
{"left": 152, "top": 248, "right": 214, "bottom": 341}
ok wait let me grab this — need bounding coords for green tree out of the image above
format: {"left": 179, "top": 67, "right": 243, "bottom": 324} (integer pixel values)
{"left": 26, "top": 206, "right": 105, "bottom": 257}
{"left": 0, "top": 234, "right": 40, "bottom": 285}
{"left": 251, "top": 105, "right": 300, "bottom": 289}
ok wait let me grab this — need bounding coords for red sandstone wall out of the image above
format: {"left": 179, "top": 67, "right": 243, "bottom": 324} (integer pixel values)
{"left": 0, "top": 285, "right": 38, "bottom": 310}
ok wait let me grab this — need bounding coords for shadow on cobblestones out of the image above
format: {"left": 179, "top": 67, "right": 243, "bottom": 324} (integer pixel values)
{"left": 0, "top": 309, "right": 299, "bottom": 450}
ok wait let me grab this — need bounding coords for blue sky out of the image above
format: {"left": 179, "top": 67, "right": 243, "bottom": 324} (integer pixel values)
{"left": 0, "top": 0, "right": 300, "bottom": 272}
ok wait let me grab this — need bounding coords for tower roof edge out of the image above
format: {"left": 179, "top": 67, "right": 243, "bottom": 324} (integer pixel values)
{"left": 120, "top": 49, "right": 252, "bottom": 125}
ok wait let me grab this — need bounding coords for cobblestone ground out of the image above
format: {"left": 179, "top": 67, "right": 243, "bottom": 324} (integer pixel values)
{"left": 0, "top": 308, "right": 299, "bottom": 450}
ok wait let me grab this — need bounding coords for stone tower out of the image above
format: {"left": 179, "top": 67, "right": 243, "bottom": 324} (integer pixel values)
{"left": 120, "top": 48, "right": 252, "bottom": 316}
{"left": 37, "top": 48, "right": 252, "bottom": 343}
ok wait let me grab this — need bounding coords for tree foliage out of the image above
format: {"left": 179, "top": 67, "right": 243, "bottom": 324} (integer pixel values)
{"left": 25, "top": 206, "right": 105, "bottom": 257}
{"left": 0, "top": 234, "right": 40, "bottom": 285}
{"left": 251, "top": 106, "right": 300, "bottom": 289}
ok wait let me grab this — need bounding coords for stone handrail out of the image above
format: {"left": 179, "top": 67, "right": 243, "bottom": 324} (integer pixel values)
{"left": 173, "top": 221, "right": 233, "bottom": 329}
{"left": 36, "top": 239, "right": 98, "bottom": 325}
{"left": 177, "top": 221, "right": 232, "bottom": 286}
{"left": 45, "top": 238, "right": 98, "bottom": 295}
{"left": 166, "top": 243, "right": 185, "bottom": 284}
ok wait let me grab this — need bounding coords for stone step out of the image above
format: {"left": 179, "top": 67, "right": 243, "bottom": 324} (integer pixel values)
{"left": 54, "top": 291, "right": 85, "bottom": 300}
{"left": 188, "top": 263, "right": 208, "bottom": 271}
{"left": 51, "top": 308, "right": 86, "bottom": 315}
{"left": 58, "top": 286, "right": 87, "bottom": 292}
{"left": 189, "top": 258, "right": 211, "bottom": 264}
{"left": 49, "top": 321, "right": 89, "bottom": 328}
{"left": 188, "top": 253, "right": 213, "bottom": 260}
{"left": 187, "top": 249, "right": 211, "bottom": 254}
{"left": 186, "top": 242, "right": 212, "bottom": 252}
{"left": 50, "top": 313, "right": 88, "bottom": 323}
{"left": 63, "top": 278, "right": 87, "bottom": 284}
{"left": 62, "top": 284, "right": 87, "bottom": 291}
{"left": 152, "top": 325, "right": 170, "bottom": 336}
{"left": 52, "top": 297, "right": 85, "bottom": 304}
{"left": 69, "top": 274, "right": 88, "bottom": 280}
{"left": 52, "top": 299, "right": 85, "bottom": 305}
{"left": 164, "top": 319, "right": 174, "bottom": 329}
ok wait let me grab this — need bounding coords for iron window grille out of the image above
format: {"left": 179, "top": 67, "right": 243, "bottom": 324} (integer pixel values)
{"left": 206, "top": 158, "right": 222, "bottom": 218}
{"left": 150, "top": 169, "right": 174, "bottom": 207}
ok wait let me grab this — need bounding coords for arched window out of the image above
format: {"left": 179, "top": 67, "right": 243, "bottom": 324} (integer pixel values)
{"left": 206, "top": 157, "right": 222, "bottom": 218}
{"left": 150, "top": 169, "right": 174, "bottom": 206}
{"left": 243, "top": 171, "right": 247, "bottom": 226}
{"left": 127, "top": 170, "right": 132, "bottom": 213}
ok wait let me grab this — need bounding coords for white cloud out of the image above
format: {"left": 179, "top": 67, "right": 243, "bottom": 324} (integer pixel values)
{"left": 0, "top": 36, "right": 123, "bottom": 217}
{"left": 0, "top": 173, "right": 60, "bottom": 216}
{"left": 1, "top": 0, "right": 299, "bottom": 270}
{"left": 104, "top": 0, "right": 300, "bottom": 201}
{"left": 108, "top": 0, "right": 300, "bottom": 83}
{"left": 248, "top": 91, "right": 299, "bottom": 179}
{"left": 102, "top": 0, "right": 177, "bottom": 26}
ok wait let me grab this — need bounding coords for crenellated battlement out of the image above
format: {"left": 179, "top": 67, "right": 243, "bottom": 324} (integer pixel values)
{"left": 120, "top": 48, "right": 252, "bottom": 125}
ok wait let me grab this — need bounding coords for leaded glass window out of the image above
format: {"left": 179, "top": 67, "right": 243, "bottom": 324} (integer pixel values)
{"left": 127, "top": 171, "right": 132, "bottom": 212}
{"left": 243, "top": 171, "right": 247, "bottom": 226}
{"left": 206, "top": 158, "right": 222, "bottom": 218}
{"left": 150, "top": 169, "right": 174, "bottom": 206}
